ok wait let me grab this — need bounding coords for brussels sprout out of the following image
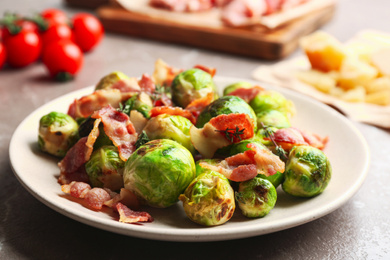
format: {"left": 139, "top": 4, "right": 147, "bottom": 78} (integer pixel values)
{"left": 196, "top": 95, "right": 257, "bottom": 130}
{"left": 282, "top": 145, "right": 332, "bottom": 197}
{"left": 223, "top": 81, "right": 253, "bottom": 96}
{"left": 235, "top": 177, "right": 277, "bottom": 218}
{"left": 38, "top": 112, "right": 79, "bottom": 157}
{"left": 123, "top": 139, "right": 196, "bottom": 208}
{"left": 95, "top": 71, "right": 129, "bottom": 90}
{"left": 256, "top": 110, "right": 291, "bottom": 129}
{"left": 249, "top": 90, "right": 295, "bottom": 118}
{"left": 179, "top": 171, "right": 235, "bottom": 226}
{"left": 121, "top": 92, "right": 153, "bottom": 119}
{"left": 85, "top": 146, "right": 125, "bottom": 190}
{"left": 195, "top": 159, "right": 222, "bottom": 176}
{"left": 171, "top": 68, "right": 217, "bottom": 107}
{"left": 143, "top": 114, "right": 196, "bottom": 154}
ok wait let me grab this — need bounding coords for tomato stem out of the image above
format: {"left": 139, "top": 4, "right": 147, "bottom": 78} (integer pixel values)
{"left": 55, "top": 72, "right": 74, "bottom": 82}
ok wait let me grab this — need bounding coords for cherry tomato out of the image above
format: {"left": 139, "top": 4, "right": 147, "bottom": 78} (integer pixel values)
{"left": 0, "top": 42, "right": 7, "bottom": 69}
{"left": 72, "top": 13, "right": 103, "bottom": 52}
{"left": 41, "top": 23, "right": 74, "bottom": 48}
{"left": 1, "top": 19, "right": 39, "bottom": 41}
{"left": 42, "top": 39, "right": 83, "bottom": 81}
{"left": 4, "top": 30, "right": 42, "bottom": 68}
{"left": 41, "top": 9, "right": 69, "bottom": 27}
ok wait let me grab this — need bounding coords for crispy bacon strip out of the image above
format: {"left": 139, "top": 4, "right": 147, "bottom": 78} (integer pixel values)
{"left": 68, "top": 89, "right": 134, "bottom": 119}
{"left": 58, "top": 119, "right": 101, "bottom": 184}
{"left": 150, "top": 106, "right": 196, "bottom": 124}
{"left": 185, "top": 92, "right": 215, "bottom": 119}
{"left": 110, "top": 77, "right": 141, "bottom": 93}
{"left": 210, "top": 113, "right": 254, "bottom": 142}
{"left": 227, "top": 86, "right": 264, "bottom": 103}
{"left": 116, "top": 203, "right": 154, "bottom": 223}
{"left": 245, "top": 143, "right": 285, "bottom": 176}
{"left": 84, "top": 188, "right": 112, "bottom": 210}
{"left": 91, "top": 105, "right": 138, "bottom": 161}
{"left": 295, "top": 128, "right": 328, "bottom": 150}
{"left": 193, "top": 64, "right": 217, "bottom": 77}
{"left": 138, "top": 74, "right": 156, "bottom": 95}
{"left": 270, "top": 127, "right": 328, "bottom": 151}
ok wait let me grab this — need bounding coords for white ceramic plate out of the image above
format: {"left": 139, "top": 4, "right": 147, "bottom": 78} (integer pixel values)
{"left": 9, "top": 76, "right": 370, "bottom": 242}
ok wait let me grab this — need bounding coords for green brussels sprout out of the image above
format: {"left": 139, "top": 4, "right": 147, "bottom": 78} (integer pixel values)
{"left": 249, "top": 90, "right": 295, "bottom": 118}
{"left": 195, "top": 158, "right": 222, "bottom": 176}
{"left": 223, "top": 81, "right": 253, "bottom": 96}
{"left": 85, "top": 146, "right": 125, "bottom": 190}
{"left": 196, "top": 95, "right": 257, "bottom": 130}
{"left": 235, "top": 176, "right": 277, "bottom": 218}
{"left": 95, "top": 71, "right": 129, "bottom": 90}
{"left": 256, "top": 110, "right": 291, "bottom": 129}
{"left": 123, "top": 139, "right": 196, "bottom": 208}
{"left": 38, "top": 112, "right": 79, "bottom": 157}
{"left": 171, "top": 68, "right": 217, "bottom": 108}
{"left": 282, "top": 145, "right": 332, "bottom": 197}
{"left": 179, "top": 171, "right": 235, "bottom": 226}
{"left": 121, "top": 92, "right": 153, "bottom": 119}
{"left": 143, "top": 114, "right": 196, "bottom": 154}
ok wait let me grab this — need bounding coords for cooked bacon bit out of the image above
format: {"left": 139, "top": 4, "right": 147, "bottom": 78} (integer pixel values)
{"left": 221, "top": 0, "right": 267, "bottom": 27}
{"left": 62, "top": 181, "right": 92, "bottom": 198}
{"left": 152, "top": 59, "right": 182, "bottom": 87}
{"left": 84, "top": 188, "right": 112, "bottom": 210}
{"left": 149, "top": 0, "right": 214, "bottom": 12}
{"left": 193, "top": 64, "right": 217, "bottom": 77}
{"left": 209, "top": 113, "right": 254, "bottom": 143}
{"left": 111, "top": 77, "right": 141, "bottom": 93}
{"left": 116, "top": 203, "right": 154, "bottom": 224}
{"left": 270, "top": 127, "right": 308, "bottom": 151}
{"left": 246, "top": 143, "right": 285, "bottom": 176}
{"left": 105, "top": 188, "right": 140, "bottom": 210}
{"left": 138, "top": 74, "right": 156, "bottom": 95}
{"left": 150, "top": 106, "right": 196, "bottom": 124}
{"left": 185, "top": 92, "right": 215, "bottom": 118}
{"left": 227, "top": 86, "right": 264, "bottom": 103}
{"left": 225, "top": 151, "right": 255, "bottom": 166}
{"left": 92, "top": 105, "right": 138, "bottom": 161}
{"left": 230, "top": 164, "right": 258, "bottom": 182}
{"left": 294, "top": 128, "right": 328, "bottom": 150}
{"left": 67, "top": 89, "right": 134, "bottom": 119}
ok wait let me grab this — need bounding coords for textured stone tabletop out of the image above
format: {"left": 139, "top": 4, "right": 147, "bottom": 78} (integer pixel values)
{"left": 0, "top": 0, "right": 389, "bottom": 259}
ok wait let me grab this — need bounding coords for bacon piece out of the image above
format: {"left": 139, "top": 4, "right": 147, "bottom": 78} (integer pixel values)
{"left": 246, "top": 143, "right": 285, "bottom": 176}
{"left": 62, "top": 181, "right": 91, "bottom": 198}
{"left": 68, "top": 89, "right": 134, "bottom": 119}
{"left": 199, "top": 160, "right": 258, "bottom": 182}
{"left": 152, "top": 59, "right": 182, "bottom": 87}
{"left": 104, "top": 188, "right": 140, "bottom": 210}
{"left": 294, "top": 128, "right": 328, "bottom": 150}
{"left": 271, "top": 127, "right": 308, "bottom": 151}
{"left": 150, "top": 106, "right": 196, "bottom": 124}
{"left": 227, "top": 86, "right": 264, "bottom": 103}
{"left": 221, "top": 0, "right": 267, "bottom": 27}
{"left": 138, "top": 74, "right": 156, "bottom": 95}
{"left": 116, "top": 203, "right": 154, "bottom": 224}
{"left": 193, "top": 64, "right": 216, "bottom": 77}
{"left": 149, "top": 0, "right": 214, "bottom": 12}
{"left": 58, "top": 119, "right": 101, "bottom": 184}
{"left": 84, "top": 188, "right": 112, "bottom": 210}
{"left": 209, "top": 113, "right": 254, "bottom": 143}
{"left": 185, "top": 92, "right": 215, "bottom": 119}
{"left": 91, "top": 105, "right": 138, "bottom": 161}
{"left": 110, "top": 77, "right": 141, "bottom": 93}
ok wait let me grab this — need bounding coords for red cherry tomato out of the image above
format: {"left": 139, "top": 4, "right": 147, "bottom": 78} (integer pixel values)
{"left": 4, "top": 30, "right": 42, "bottom": 68}
{"left": 41, "top": 23, "right": 74, "bottom": 48}
{"left": 41, "top": 9, "right": 69, "bottom": 27}
{"left": 42, "top": 39, "right": 83, "bottom": 81}
{"left": 1, "top": 19, "right": 39, "bottom": 41}
{"left": 0, "top": 42, "right": 7, "bottom": 69}
{"left": 72, "top": 13, "right": 103, "bottom": 52}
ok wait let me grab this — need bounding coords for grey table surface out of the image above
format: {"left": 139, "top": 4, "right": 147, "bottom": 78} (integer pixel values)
{"left": 1, "top": 0, "right": 389, "bottom": 259}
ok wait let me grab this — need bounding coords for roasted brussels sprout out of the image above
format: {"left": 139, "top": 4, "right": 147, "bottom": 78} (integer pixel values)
{"left": 196, "top": 95, "right": 257, "bottom": 130}
{"left": 121, "top": 92, "right": 153, "bottom": 119}
{"left": 223, "top": 81, "right": 253, "bottom": 96}
{"left": 38, "top": 112, "right": 79, "bottom": 157}
{"left": 95, "top": 71, "right": 129, "bottom": 90}
{"left": 85, "top": 146, "right": 124, "bottom": 190}
{"left": 282, "top": 145, "right": 332, "bottom": 197}
{"left": 256, "top": 110, "right": 291, "bottom": 129}
{"left": 179, "top": 171, "right": 235, "bottom": 226}
{"left": 249, "top": 90, "right": 295, "bottom": 118}
{"left": 171, "top": 68, "right": 217, "bottom": 107}
{"left": 235, "top": 176, "right": 277, "bottom": 218}
{"left": 143, "top": 114, "right": 195, "bottom": 154}
{"left": 123, "top": 139, "right": 196, "bottom": 208}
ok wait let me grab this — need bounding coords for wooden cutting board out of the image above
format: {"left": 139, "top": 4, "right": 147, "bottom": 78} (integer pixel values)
{"left": 96, "top": 4, "right": 336, "bottom": 60}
